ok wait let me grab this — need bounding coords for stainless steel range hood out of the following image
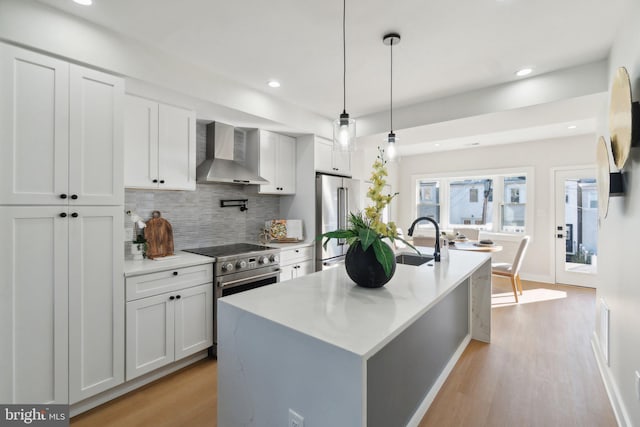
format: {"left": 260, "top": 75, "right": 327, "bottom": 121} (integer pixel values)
{"left": 196, "top": 122, "right": 269, "bottom": 185}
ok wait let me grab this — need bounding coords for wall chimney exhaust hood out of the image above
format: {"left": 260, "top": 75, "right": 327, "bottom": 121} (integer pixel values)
{"left": 196, "top": 122, "right": 269, "bottom": 185}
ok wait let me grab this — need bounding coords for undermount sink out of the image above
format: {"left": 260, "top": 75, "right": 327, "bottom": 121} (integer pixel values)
{"left": 395, "top": 253, "right": 434, "bottom": 266}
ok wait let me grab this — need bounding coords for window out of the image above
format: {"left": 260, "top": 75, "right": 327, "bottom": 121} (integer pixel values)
{"left": 501, "top": 176, "right": 526, "bottom": 232}
{"left": 449, "top": 178, "right": 493, "bottom": 228}
{"left": 413, "top": 170, "right": 531, "bottom": 235}
{"left": 416, "top": 180, "right": 440, "bottom": 222}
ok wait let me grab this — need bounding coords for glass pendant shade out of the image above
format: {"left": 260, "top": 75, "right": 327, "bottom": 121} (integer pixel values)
{"left": 333, "top": 112, "right": 356, "bottom": 152}
{"left": 386, "top": 132, "right": 397, "bottom": 159}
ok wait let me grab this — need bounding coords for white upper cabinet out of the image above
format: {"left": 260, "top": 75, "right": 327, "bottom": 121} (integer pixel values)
{"left": 0, "top": 43, "right": 124, "bottom": 205}
{"left": 124, "top": 95, "right": 196, "bottom": 191}
{"left": 247, "top": 130, "right": 296, "bottom": 194}
{"left": 314, "top": 137, "right": 351, "bottom": 176}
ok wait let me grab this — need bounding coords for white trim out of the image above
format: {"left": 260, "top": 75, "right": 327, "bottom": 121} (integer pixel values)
{"left": 406, "top": 334, "right": 471, "bottom": 427}
{"left": 411, "top": 166, "right": 535, "bottom": 237}
{"left": 591, "top": 333, "right": 632, "bottom": 427}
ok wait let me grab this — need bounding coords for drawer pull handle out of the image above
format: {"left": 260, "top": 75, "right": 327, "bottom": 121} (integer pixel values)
{"left": 71, "top": 194, "right": 78, "bottom": 200}
{"left": 60, "top": 194, "right": 67, "bottom": 199}
{"left": 169, "top": 296, "right": 175, "bottom": 300}
{"left": 173, "top": 271, "right": 178, "bottom": 276}
{"left": 60, "top": 212, "right": 67, "bottom": 218}
{"left": 176, "top": 295, "right": 181, "bottom": 299}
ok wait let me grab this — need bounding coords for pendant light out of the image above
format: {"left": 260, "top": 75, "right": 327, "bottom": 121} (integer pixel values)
{"left": 383, "top": 33, "right": 400, "bottom": 160}
{"left": 333, "top": 0, "right": 356, "bottom": 152}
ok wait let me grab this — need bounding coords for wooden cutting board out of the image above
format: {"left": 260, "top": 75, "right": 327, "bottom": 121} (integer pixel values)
{"left": 144, "top": 213, "right": 174, "bottom": 259}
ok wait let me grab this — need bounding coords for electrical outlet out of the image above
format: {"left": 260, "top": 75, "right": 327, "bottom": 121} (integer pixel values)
{"left": 635, "top": 371, "right": 640, "bottom": 401}
{"left": 288, "top": 409, "right": 304, "bottom": 427}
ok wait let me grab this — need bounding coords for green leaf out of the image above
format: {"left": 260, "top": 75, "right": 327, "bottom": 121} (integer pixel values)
{"left": 372, "top": 239, "right": 395, "bottom": 278}
{"left": 319, "top": 230, "right": 356, "bottom": 250}
{"left": 359, "top": 228, "right": 377, "bottom": 251}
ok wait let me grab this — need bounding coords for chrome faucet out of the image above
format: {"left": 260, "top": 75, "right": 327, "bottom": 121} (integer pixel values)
{"left": 407, "top": 217, "right": 441, "bottom": 262}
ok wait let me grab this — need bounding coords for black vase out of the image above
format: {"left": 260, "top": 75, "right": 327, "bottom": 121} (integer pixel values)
{"left": 345, "top": 242, "right": 396, "bottom": 288}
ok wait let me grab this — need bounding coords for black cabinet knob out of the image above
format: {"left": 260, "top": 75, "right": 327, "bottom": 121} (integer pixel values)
{"left": 71, "top": 212, "right": 78, "bottom": 218}
{"left": 295, "top": 249, "right": 299, "bottom": 253}
{"left": 176, "top": 295, "right": 181, "bottom": 299}
{"left": 60, "top": 194, "right": 67, "bottom": 199}
{"left": 152, "top": 179, "right": 158, "bottom": 183}
{"left": 159, "top": 180, "right": 165, "bottom": 184}
{"left": 173, "top": 271, "right": 178, "bottom": 276}
{"left": 71, "top": 194, "right": 78, "bottom": 200}
{"left": 60, "top": 212, "right": 67, "bottom": 218}
{"left": 169, "top": 296, "right": 175, "bottom": 300}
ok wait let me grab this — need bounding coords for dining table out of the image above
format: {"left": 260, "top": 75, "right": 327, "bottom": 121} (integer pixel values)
{"left": 449, "top": 240, "right": 503, "bottom": 253}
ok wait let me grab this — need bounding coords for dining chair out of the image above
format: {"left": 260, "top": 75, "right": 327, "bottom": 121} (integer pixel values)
{"left": 491, "top": 235, "right": 530, "bottom": 303}
{"left": 453, "top": 228, "right": 480, "bottom": 240}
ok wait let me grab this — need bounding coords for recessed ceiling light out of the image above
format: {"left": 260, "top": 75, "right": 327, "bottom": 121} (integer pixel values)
{"left": 434, "top": 143, "right": 440, "bottom": 147}
{"left": 515, "top": 68, "right": 532, "bottom": 77}
{"left": 267, "top": 80, "right": 281, "bottom": 88}
{"left": 567, "top": 125, "right": 577, "bottom": 129}
{"left": 73, "top": 0, "right": 92, "bottom": 5}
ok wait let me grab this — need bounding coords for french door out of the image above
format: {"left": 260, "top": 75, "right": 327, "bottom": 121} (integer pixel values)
{"left": 554, "top": 168, "right": 598, "bottom": 287}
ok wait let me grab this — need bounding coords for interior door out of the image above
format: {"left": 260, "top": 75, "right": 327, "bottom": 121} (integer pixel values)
{"left": 554, "top": 168, "right": 598, "bottom": 287}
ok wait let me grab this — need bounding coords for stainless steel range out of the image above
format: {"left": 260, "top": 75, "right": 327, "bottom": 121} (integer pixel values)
{"left": 183, "top": 243, "right": 280, "bottom": 356}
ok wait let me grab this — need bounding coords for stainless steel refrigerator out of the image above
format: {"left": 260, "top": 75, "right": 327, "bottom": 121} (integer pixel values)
{"left": 315, "top": 173, "right": 360, "bottom": 271}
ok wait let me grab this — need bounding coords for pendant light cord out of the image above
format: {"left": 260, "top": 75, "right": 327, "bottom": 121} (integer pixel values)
{"left": 342, "top": 0, "right": 347, "bottom": 114}
{"left": 390, "top": 38, "right": 393, "bottom": 132}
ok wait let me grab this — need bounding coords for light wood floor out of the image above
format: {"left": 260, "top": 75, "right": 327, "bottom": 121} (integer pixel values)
{"left": 72, "top": 279, "right": 615, "bottom": 427}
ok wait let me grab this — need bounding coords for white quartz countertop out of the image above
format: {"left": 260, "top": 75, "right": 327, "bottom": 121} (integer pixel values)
{"left": 219, "top": 250, "right": 489, "bottom": 358}
{"left": 124, "top": 251, "right": 214, "bottom": 277}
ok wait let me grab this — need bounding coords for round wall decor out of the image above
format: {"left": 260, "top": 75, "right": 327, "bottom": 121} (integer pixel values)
{"left": 609, "top": 67, "right": 633, "bottom": 169}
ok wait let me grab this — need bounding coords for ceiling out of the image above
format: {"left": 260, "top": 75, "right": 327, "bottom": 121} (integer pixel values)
{"left": 36, "top": 0, "right": 632, "bottom": 152}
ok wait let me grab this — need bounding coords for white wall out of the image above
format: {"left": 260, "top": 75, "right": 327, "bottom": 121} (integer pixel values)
{"left": 394, "top": 135, "right": 596, "bottom": 282}
{"left": 594, "top": 1, "right": 640, "bottom": 425}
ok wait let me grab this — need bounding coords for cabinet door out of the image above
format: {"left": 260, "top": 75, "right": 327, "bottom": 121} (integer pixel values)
{"left": 126, "top": 293, "right": 175, "bottom": 380}
{"left": 296, "top": 260, "right": 315, "bottom": 278}
{"left": 69, "top": 65, "right": 124, "bottom": 205}
{"left": 69, "top": 206, "right": 124, "bottom": 403}
{"left": 124, "top": 95, "right": 159, "bottom": 189}
{"left": 0, "top": 44, "right": 69, "bottom": 205}
{"left": 314, "top": 137, "right": 333, "bottom": 174}
{"left": 279, "top": 264, "right": 295, "bottom": 282}
{"left": 259, "top": 130, "right": 278, "bottom": 193}
{"left": 174, "top": 283, "right": 213, "bottom": 360}
{"left": 0, "top": 206, "right": 68, "bottom": 403}
{"left": 332, "top": 150, "right": 351, "bottom": 176}
{"left": 158, "top": 104, "right": 196, "bottom": 190}
{"left": 277, "top": 135, "right": 296, "bottom": 194}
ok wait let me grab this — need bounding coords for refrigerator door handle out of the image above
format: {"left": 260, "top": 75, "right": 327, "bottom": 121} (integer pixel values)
{"left": 337, "top": 187, "right": 346, "bottom": 245}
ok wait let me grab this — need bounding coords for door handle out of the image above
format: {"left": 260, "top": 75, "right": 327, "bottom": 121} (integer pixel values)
{"left": 557, "top": 234, "right": 564, "bottom": 239}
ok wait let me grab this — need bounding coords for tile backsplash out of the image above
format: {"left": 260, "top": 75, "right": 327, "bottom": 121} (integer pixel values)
{"left": 124, "top": 122, "right": 280, "bottom": 251}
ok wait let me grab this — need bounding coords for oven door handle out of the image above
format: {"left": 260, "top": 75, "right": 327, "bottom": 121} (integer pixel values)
{"left": 218, "top": 269, "right": 280, "bottom": 288}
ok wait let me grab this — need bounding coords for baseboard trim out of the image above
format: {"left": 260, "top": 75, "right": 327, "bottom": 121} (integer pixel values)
{"left": 406, "top": 334, "right": 471, "bottom": 427}
{"left": 70, "top": 351, "right": 209, "bottom": 417}
{"left": 591, "top": 332, "right": 631, "bottom": 427}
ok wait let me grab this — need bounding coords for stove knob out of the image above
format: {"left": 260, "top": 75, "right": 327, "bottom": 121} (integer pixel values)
{"left": 269, "top": 254, "right": 279, "bottom": 263}
{"left": 221, "top": 262, "right": 234, "bottom": 272}
{"left": 236, "top": 260, "right": 247, "bottom": 269}
{"left": 258, "top": 256, "right": 269, "bottom": 265}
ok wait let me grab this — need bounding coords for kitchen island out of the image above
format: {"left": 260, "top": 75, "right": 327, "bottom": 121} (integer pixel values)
{"left": 218, "top": 250, "right": 491, "bottom": 427}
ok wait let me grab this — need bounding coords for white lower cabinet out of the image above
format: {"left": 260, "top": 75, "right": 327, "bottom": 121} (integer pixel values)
{"left": 126, "top": 270, "right": 213, "bottom": 381}
{"left": 0, "top": 206, "right": 123, "bottom": 404}
{"left": 279, "top": 244, "right": 314, "bottom": 282}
